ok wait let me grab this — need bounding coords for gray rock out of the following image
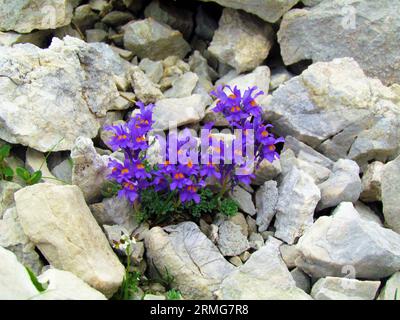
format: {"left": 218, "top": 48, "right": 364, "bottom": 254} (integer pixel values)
{"left": 139, "top": 58, "right": 164, "bottom": 84}
{"left": 291, "top": 267, "right": 311, "bottom": 293}
{"left": 229, "top": 256, "right": 243, "bottom": 267}
{"left": 217, "top": 221, "right": 250, "bottom": 256}
{"left": 131, "top": 66, "right": 164, "bottom": 103}
{"left": 218, "top": 237, "right": 312, "bottom": 300}
{"left": 123, "top": 18, "right": 190, "bottom": 60}
{"left": 270, "top": 66, "right": 293, "bottom": 91}
{"left": 229, "top": 186, "right": 256, "bottom": 216}
{"left": 144, "top": 0, "right": 193, "bottom": 39}
{"left": 296, "top": 202, "right": 400, "bottom": 279}
{"left": 145, "top": 222, "right": 235, "bottom": 300}
{"left": 143, "top": 294, "right": 166, "bottom": 300}
{"left": 278, "top": 0, "right": 400, "bottom": 86}
{"left": 102, "top": 11, "right": 134, "bottom": 27}
{"left": 152, "top": 94, "right": 209, "bottom": 130}
{"left": 73, "top": 4, "right": 99, "bottom": 31}
{"left": 311, "top": 277, "right": 380, "bottom": 300}
{"left": 0, "top": 0, "right": 74, "bottom": 33}
{"left": 354, "top": 202, "right": 382, "bottom": 226}
{"left": 280, "top": 244, "right": 301, "bottom": 269}
{"left": 0, "top": 30, "right": 50, "bottom": 47}
{"left": 246, "top": 215, "right": 257, "bottom": 235}
{"left": 164, "top": 72, "right": 199, "bottom": 98}
{"left": 264, "top": 58, "right": 400, "bottom": 167}
{"left": 85, "top": 29, "right": 108, "bottom": 43}
{"left": 25, "top": 148, "right": 61, "bottom": 185}
{"left": 378, "top": 272, "right": 400, "bottom": 300}
{"left": 0, "top": 180, "right": 21, "bottom": 218}
{"left": 274, "top": 166, "right": 321, "bottom": 244}
{"left": 253, "top": 159, "right": 282, "bottom": 185}
{"left": 360, "top": 161, "right": 384, "bottom": 202}
{"left": 71, "top": 137, "right": 110, "bottom": 204}
{"left": 302, "top": 0, "right": 323, "bottom": 6}
{"left": 198, "top": 0, "right": 299, "bottom": 23}
{"left": 255, "top": 181, "right": 278, "bottom": 232}
{"left": 0, "top": 36, "right": 133, "bottom": 152}
{"left": 317, "top": 159, "right": 362, "bottom": 211}
{"left": 381, "top": 155, "right": 400, "bottom": 233}
{"left": 208, "top": 8, "right": 274, "bottom": 73}
{"left": 15, "top": 183, "right": 125, "bottom": 297}
{"left": 249, "top": 232, "right": 264, "bottom": 250}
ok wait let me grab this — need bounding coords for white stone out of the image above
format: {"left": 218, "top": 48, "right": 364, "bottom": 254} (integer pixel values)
{"left": 255, "top": 180, "right": 278, "bottom": 232}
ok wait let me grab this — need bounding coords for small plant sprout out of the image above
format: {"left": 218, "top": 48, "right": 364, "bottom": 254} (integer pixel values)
{"left": 166, "top": 289, "right": 182, "bottom": 300}
{"left": 0, "top": 144, "right": 14, "bottom": 181}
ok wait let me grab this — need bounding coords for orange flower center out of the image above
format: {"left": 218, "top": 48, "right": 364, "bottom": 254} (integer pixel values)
{"left": 117, "top": 134, "right": 127, "bottom": 140}
{"left": 136, "top": 136, "right": 145, "bottom": 142}
{"left": 123, "top": 182, "right": 135, "bottom": 190}
{"left": 121, "top": 168, "right": 129, "bottom": 174}
{"left": 268, "top": 145, "right": 276, "bottom": 151}
{"left": 174, "top": 173, "right": 184, "bottom": 180}
{"left": 187, "top": 185, "right": 197, "bottom": 192}
{"left": 250, "top": 100, "right": 257, "bottom": 107}
{"left": 261, "top": 131, "right": 268, "bottom": 137}
{"left": 136, "top": 164, "right": 144, "bottom": 170}
{"left": 230, "top": 105, "right": 241, "bottom": 113}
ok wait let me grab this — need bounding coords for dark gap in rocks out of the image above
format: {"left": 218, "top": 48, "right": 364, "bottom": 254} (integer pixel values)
{"left": 287, "top": 59, "right": 313, "bottom": 75}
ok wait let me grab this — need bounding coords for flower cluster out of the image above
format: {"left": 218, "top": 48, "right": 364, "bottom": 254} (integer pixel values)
{"left": 105, "top": 86, "right": 284, "bottom": 208}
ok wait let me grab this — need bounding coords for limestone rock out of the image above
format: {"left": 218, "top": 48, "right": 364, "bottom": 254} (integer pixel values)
{"left": 131, "top": 66, "right": 164, "bottom": 103}
{"left": 264, "top": 58, "right": 400, "bottom": 168}
{"left": 15, "top": 183, "right": 125, "bottom": 296}
{"left": 278, "top": 0, "right": 400, "bottom": 85}
{"left": 51, "top": 159, "right": 72, "bottom": 184}
{"left": 145, "top": 222, "right": 235, "bottom": 299}
{"left": 311, "top": 277, "right": 380, "bottom": 300}
{"left": 317, "top": 159, "right": 362, "bottom": 211}
{"left": 0, "top": 246, "right": 39, "bottom": 300}
{"left": 208, "top": 8, "right": 274, "bottom": 73}
{"left": 123, "top": 18, "right": 190, "bottom": 60}
{"left": 378, "top": 272, "right": 400, "bottom": 300}
{"left": 291, "top": 267, "right": 311, "bottom": 293}
{"left": 296, "top": 202, "right": 400, "bottom": 279}
{"left": 164, "top": 72, "right": 199, "bottom": 98}
{"left": 217, "top": 221, "right": 250, "bottom": 257}
{"left": 229, "top": 186, "right": 256, "bottom": 216}
{"left": 274, "top": 166, "right": 321, "bottom": 244}
{"left": 255, "top": 180, "right": 278, "bottom": 232}
{"left": 253, "top": 159, "right": 282, "bottom": 185}
{"left": 360, "top": 161, "right": 384, "bottom": 202}
{"left": 218, "top": 238, "right": 312, "bottom": 300}
{"left": 280, "top": 244, "right": 301, "bottom": 269}
{"left": 0, "top": 0, "right": 74, "bottom": 33}
{"left": 71, "top": 137, "right": 110, "bottom": 204}
{"left": 25, "top": 148, "right": 61, "bottom": 185}
{"left": 0, "top": 30, "right": 50, "bottom": 47}
{"left": 381, "top": 155, "right": 400, "bottom": 233}
{"left": 198, "top": 0, "right": 299, "bottom": 23}
{"left": 139, "top": 58, "right": 164, "bottom": 84}
{"left": 0, "top": 180, "right": 21, "bottom": 218}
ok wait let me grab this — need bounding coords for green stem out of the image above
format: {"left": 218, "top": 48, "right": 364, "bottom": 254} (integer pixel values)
{"left": 39, "top": 137, "right": 64, "bottom": 171}
{"left": 41, "top": 176, "right": 69, "bottom": 185}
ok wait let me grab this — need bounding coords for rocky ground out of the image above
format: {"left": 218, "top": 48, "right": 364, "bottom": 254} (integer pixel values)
{"left": 1, "top": 0, "right": 400, "bottom": 300}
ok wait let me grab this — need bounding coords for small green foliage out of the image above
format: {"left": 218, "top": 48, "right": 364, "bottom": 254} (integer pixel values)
{"left": 0, "top": 144, "right": 14, "bottom": 181}
{"left": 219, "top": 198, "right": 239, "bottom": 217}
{"left": 182, "top": 188, "right": 219, "bottom": 218}
{"left": 15, "top": 167, "right": 42, "bottom": 185}
{"left": 395, "top": 288, "right": 399, "bottom": 300}
{"left": 25, "top": 267, "right": 46, "bottom": 293}
{"left": 166, "top": 289, "right": 182, "bottom": 300}
{"left": 115, "top": 270, "right": 141, "bottom": 300}
{"left": 137, "top": 188, "right": 176, "bottom": 223}
{"left": 101, "top": 180, "right": 122, "bottom": 198}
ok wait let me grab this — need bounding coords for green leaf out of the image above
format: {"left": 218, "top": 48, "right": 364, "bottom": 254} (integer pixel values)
{"left": 2, "top": 166, "right": 14, "bottom": 180}
{"left": 16, "top": 167, "right": 31, "bottom": 181}
{"left": 25, "top": 267, "right": 46, "bottom": 292}
{"left": 28, "top": 171, "right": 42, "bottom": 185}
{"left": 166, "top": 289, "right": 182, "bottom": 300}
{"left": 0, "top": 144, "right": 11, "bottom": 160}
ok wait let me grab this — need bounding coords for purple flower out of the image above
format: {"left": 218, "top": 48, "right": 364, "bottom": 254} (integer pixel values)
{"left": 131, "top": 159, "right": 151, "bottom": 180}
{"left": 118, "top": 180, "right": 139, "bottom": 203}
{"left": 170, "top": 171, "right": 192, "bottom": 190}
{"left": 108, "top": 159, "right": 132, "bottom": 183}
{"left": 180, "top": 185, "right": 201, "bottom": 204}
{"left": 105, "top": 124, "right": 130, "bottom": 151}
{"left": 200, "top": 162, "right": 221, "bottom": 179}
{"left": 256, "top": 124, "right": 273, "bottom": 144}
{"left": 262, "top": 136, "right": 285, "bottom": 162}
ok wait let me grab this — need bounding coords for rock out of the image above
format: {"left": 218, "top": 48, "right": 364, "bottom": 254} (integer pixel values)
{"left": 239, "top": 251, "right": 251, "bottom": 263}
{"left": 208, "top": 8, "right": 274, "bottom": 73}
{"left": 311, "top": 277, "right": 380, "bottom": 300}
{"left": 85, "top": 29, "right": 108, "bottom": 43}
{"left": 195, "top": 4, "right": 218, "bottom": 41}
{"left": 253, "top": 159, "right": 282, "bottom": 185}
{"left": 264, "top": 58, "right": 400, "bottom": 168}
{"left": 302, "top": 0, "right": 323, "bottom": 5}
{"left": 217, "top": 221, "right": 250, "bottom": 256}
{"left": 255, "top": 181, "right": 278, "bottom": 232}
{"left": 381, "top": 155, "right": 400, "bottom": 233}
{"left": 198, "top": 0, "right": 299, "bottom": 23}
{"left": 246, "top": 215, "right": 257, "bottom": 235}
{"left": 139, "top": 58, "right": 164, "bottom": 84}
{"left": 218, "top": 237, "right": 312, "bottom": 300}
{"left": 143, "top": 294, "right": 166, "bottom": 300}
{"left": 278, "top": 0, "right": 400, "bottom": 86}
{"left": 274, "top": 166, "right": 321, "bottom": 244}
{"left": 296, "top": 202, "right": 400, "bottom": 279}
{"left": 317, "top": 159, "right": 362, "bottom": 211}
{"left": 360, "top": 161, "right": 384, "bottom": 202}
{"left": 0, "top": 207, "right": 43, "bottom": 275}
{"left": 164, "top": 72, "right": 199, "bottom": 98}
{"left": 152, "top": 94, "right": 209, "bottom": 130}
{"left": 131, "top": 66, "right": 164, "bottom": 103}
{"left": 354, "top": 202, "right": 382, "bottom": 226}
{"left": 73, "top": 4, "right": 99, "bottom": 31}
{"left": 0, "top": 246, "right": 39, "bottom": 300}
{"left": 33, "top": 269, "right": 107, "bottom": 300}
{"left": 123, "top": 18, "right": 190, "bottom": 60}
{"left": 102, "top": 11, "right": 134, "bottom": 27}
{"left": 199, "top": 219, "right": 219, "bottom": 243}
{"left": 145, "top": 222, "right": 235, "bottom": 299}
{"left": 189, "top": 50, "right": 218, "bottom": 91}
{"left": 112, "top": 92, "right": 135, "bottom": 111}
{"left": 229, "top": 186, "right": 256, "bottom": 216}
{"left": 51, "top": 159, "right": 73, "bottom": 184}
{"left": 15, "top": 183, "right": 125, "bottom": 296}
{"left": 71, "top": 137, "right": 110, "bottom": 204}
{"left": 0, "top": 0, "right": 74, "bottom": 33}
{"left": 378, "top": 272, "right": 400, "bottom": 300}
{"left": 228, "top": 212, "right": 249, "bottom": 237}
{"left": 89, "top": 196, "right": 138, "bottom": 233}
{"left": 270, "top": 66, "right": 293, "bottom": 91}
{"left": 110, "top": 46, "right": 134, "bottom": 61}
{"left": 249, "top": 232, "right": 264, "bottom": 250}
{"left": 291, "top": 267, "right": 311, "bottom": 293}
{"left": 229, "top": 256, "right": 243, "bottom": 267}
{"left": 0, "top": 36, "right": 133, "bottom": 152}
{"left": 280, "top": 244, "right": 301, "bottom": 269}
{"left": 0, "top": 180, "right": 21, "bottom": 218}
{"left": 144, "top": 0, "right": 194, "bottom": 39}
{"left": 25, "top": 148, "right": 61, "bottom": 185}
{"left": 0, "top": 30, "right": 50, "bottom": 47}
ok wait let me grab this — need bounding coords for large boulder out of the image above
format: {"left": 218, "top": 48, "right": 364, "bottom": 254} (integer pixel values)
{"left": 208, "top": 8, "right": 274, "bottom": 73}
{"left": 0, "top": 36, "right": 132, "bottom": 152}
{"left": 278, "top": 0, "right": 400, "bottom": 86}
{"left": 217, "top": 238, "right": 312, "bottom": 299}
{"left": 197, "top": 0, "right": 299, "bottom": 23}
{"left": 0, "top": 0, "right": 74, "bottom": 33}
{"left": 381, "top": 155, "right": 400, "bottom": 233}
{"left": 378, "top": 272, "right": 400, "bottom": 300}
{"left": 14, "top": 183, "right": 125, "bottom": 297}
{"left": 263, "top": 58, "right": 400, "bottom": 168}
{"left": 144, "top": 222, "right": 235, "bottom": 299}
{"left": 296, "top": 202, "right": 400, "bottom": 279}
